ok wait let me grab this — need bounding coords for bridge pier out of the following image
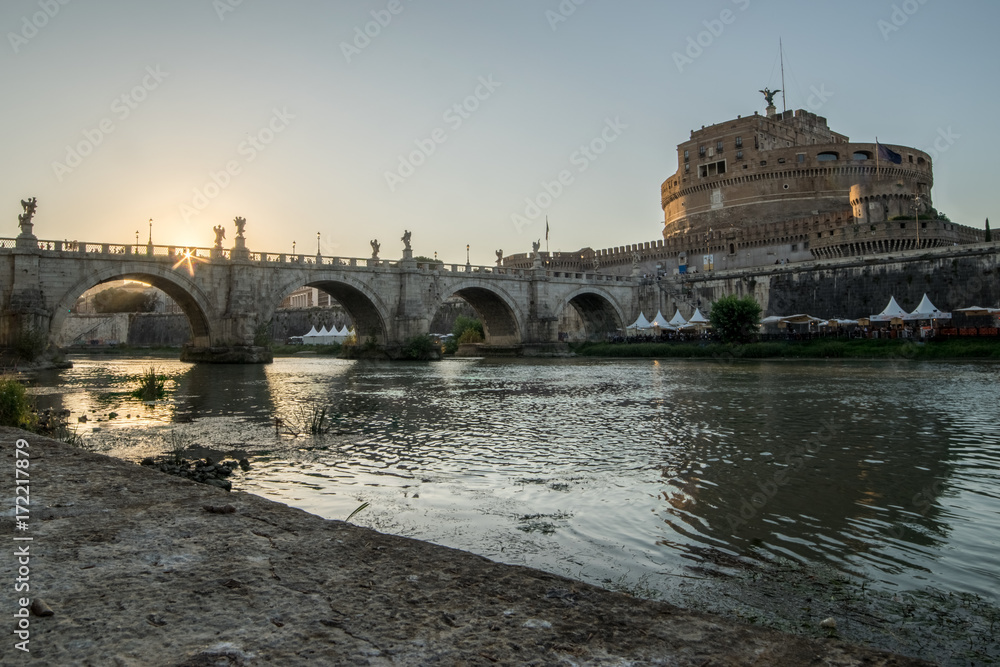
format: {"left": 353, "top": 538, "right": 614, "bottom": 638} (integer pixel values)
{"left": 179, "top": 345, "right": 273, "bottom": 364}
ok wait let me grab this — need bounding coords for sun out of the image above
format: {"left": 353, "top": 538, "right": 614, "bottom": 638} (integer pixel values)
{"left": 171, "top": 248, "right": 209, "bottom": 276}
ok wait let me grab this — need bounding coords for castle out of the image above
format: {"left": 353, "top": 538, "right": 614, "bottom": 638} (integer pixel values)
{"left": 505, "top": 98, "right": 985, "bottom": 274}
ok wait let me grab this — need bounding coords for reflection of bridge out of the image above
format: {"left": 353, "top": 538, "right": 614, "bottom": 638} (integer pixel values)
{"left": 1, "top": 235, "right": 638, "bottom": 362}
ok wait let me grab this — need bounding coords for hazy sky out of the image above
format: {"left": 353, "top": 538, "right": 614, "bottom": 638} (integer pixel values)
{"left": 3, "top": 0, "right": 997, "bottom": 265}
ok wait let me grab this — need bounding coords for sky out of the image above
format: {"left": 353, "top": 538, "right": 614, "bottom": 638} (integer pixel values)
{"left": 2, "top": 0, "right": 997, "bottom": 266}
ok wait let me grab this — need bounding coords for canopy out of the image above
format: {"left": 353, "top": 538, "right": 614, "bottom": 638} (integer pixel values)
{"left": 651, "top": 311, "right": 672, "bottom": 329}
{"left": 303, "top": 326, "right": 320, "bottom": 337}
{"left": 668, "top": 309, "right": 688, "bottom": 327}
{"left": 760, "top": 315, "right": 784, "bottom": 325}
{"left": 338, "top": 325, "right": 350, "bottom": 336}
{"left": 871, "top": 296, "right": 908, "bottom": 322}
{"left": 954, "top": 306, "right": 998, "bottom": 315}
{"left": 781, "top": 314, "right": 824, "bottom": 324}
{"left": 906, "top": 293, "right": 951, "bottom": 320}
{"left": 628, "top": 312, "right": 652, "bottom": 330}
{"left": 687, "top": 308, "right": 710, "bottom": 324}
{"left": 317, "top": 325, "right": 330, "bottom": 336}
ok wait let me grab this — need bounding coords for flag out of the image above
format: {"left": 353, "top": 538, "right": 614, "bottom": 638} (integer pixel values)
{"left": 877, "top": 143, "right": 903, "bottom": 165}
{"left": 545, "top": 217, "right": 549, "bottom": 241}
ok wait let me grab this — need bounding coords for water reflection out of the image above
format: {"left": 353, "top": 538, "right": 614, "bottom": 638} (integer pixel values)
{"left": 26, "top": 356, "right": 1000, "bottom": 606}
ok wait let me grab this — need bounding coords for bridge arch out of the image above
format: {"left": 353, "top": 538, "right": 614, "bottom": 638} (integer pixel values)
{"left": 50, "top": 263, "right": 216, "bottom": 348}
{"left": 554, "top": 287, "right": 626, "bottom": 341}
{"left": 436, "top": 279, "right": 524, "bottom": 346}
{"left": 266, "top": 272, "right": 392, "bottom": 344}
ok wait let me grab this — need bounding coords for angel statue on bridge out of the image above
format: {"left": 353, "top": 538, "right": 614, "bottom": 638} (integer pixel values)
{"left": 213, "top": 225, "right": 226, "bottom": 248}
{"left": 401, "top": 229, "right": 412, "bottom": 251}
{"left": 234, "top": 216, "right": 247, "bottom": 239}
{"left": 370, "top": 239, "right": 380, "bottom": 257}
{"left": 18, "top": 197, "right": 38, "bottom": 235}
{"left": 495, "top": 249, "right": 503, "bottom": 266}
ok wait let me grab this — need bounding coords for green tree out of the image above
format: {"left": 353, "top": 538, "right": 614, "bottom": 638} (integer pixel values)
{"left": 444, "top": 316, "right": 484, "bottom": 354}
{"left": 709, "top": 295, "right": 762, "bottom": 344}
{"left": 986, "top": 218, "right": 992, "bottom": 243}
{"left": 0, "top": 376, "right": 36, "bottom": 429}
{"left": 93, "top": 287, "right": 157, "bottom": 313}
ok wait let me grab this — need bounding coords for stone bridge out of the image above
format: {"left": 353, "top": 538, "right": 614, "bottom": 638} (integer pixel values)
{"left": 1, "top": 232, "right": 639, "bottom": 362}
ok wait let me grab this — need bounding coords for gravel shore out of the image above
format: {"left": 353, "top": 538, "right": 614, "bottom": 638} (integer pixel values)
{"left": 1, "top": 427, "right": 932, "bottom": 666}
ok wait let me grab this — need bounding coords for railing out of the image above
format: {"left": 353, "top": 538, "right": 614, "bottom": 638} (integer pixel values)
{"left": 0, "top": 237, "right": 636, "bottom": 284}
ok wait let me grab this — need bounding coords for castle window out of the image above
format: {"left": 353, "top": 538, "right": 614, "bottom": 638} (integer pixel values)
{"left": 817, "top": 151, "right": 839, "bottom": 161}
{"left": 852, "top": 151, "right": 872, "bottom": 160}
{"left": 917, "top": 157, "right": 926, "bottom": 165}
{"left": 735, "top": 136, "right": 743, "bottom": 147}
{"left": 797, "top": 153, "right": 806, "bottom": 162}
{"left": 717, "top": 141, "right": 724, "bottom": 153}
{"left": 736, "top": 150, "right": 743, "bottom": 160}
{"left": 791, "top": 244, "right": 798, "bottom": 251}
{"left": 778, "top": 157, "right": 786, "bottom": 164}
{"left": 685, "top": 163, "right": 690, "bottom": 173}
{"left": 900, "top": 223, "right": 906, "bottom": 229}
{"left": 684, "top": 150, "right": 689, "bottom": 162}
{"left": 760, "top": 160, "right": 767, "bottom": 166}
{"left": 908, "top": 154, "right": 914, "bottom": 163}
{"left": 699, "top": 146, "right": 706, "bottom": 157}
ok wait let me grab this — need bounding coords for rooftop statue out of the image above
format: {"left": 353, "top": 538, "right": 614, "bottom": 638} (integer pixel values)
{"left": 401, "top": 229, "right": 411, "bottom": 251}
{"left": 495, "top": 249, "right": 503, "bottom": 266}
{"left": 759, "top": 87, "right": 780, "bottom": 107}
{"left": 234, "top": 216, "right": 246, "bottom": 238}
{"left": 532, "top": 240, "right": 540, "bottom": 254}
{"left": 370, "top": 239, "right": 380, "bottom": 257}
{"left": 18, "top": 197, "right": 37, "bottom": 234}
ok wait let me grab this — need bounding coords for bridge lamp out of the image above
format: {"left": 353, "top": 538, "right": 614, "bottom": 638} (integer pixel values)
{"left": 135, "top": 230, "right": 139, "bottom": 246}
{"left": 317, "top": 232, "right": 321, "bottom": 255}
{"left": 292, "top": 241, "right": 296, "bottom": 254}
{"left": 466, "top": 244, "right": 470, "bottom": 264}
{"left": 148, "top": 219, "right": 153, "bottom": 244}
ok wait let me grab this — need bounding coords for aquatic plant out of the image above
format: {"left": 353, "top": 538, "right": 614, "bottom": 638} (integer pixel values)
{"left": 131, "top": 366, "right": 166, "bottom": 401}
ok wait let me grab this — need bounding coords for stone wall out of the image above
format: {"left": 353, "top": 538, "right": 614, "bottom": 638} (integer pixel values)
{"left": 637, "top": 243, "right": 1000, "bottom": 321}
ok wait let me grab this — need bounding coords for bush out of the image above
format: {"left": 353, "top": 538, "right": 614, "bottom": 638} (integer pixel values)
{"left": 457, "top": 328, "right": 484, "bottom": 345}
{"left": 709, "top": 295, "right": 762, "bottom": 344}
{"left": 15, "top": 327, "right": 47, "bottom": 361}
{"left": 0, "top": 376, "right": 36, "bottom": 430}
{"left": 402, "top": 334, "right": 438, "bottom": 360}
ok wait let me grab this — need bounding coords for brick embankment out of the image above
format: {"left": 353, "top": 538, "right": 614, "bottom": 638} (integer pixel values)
{"left": 0, "top": 428, "right": 933, "bottom": 666}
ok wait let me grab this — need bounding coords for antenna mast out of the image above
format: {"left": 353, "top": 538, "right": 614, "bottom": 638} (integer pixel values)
{"left": 779, "top": 39, "right": 787, "bottom": 114}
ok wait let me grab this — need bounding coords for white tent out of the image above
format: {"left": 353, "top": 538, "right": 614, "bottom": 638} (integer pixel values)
{"left": 687, "top": 308, "right": 710, "bottom": 325}
{"left": 871, "top": 296, "right": 909, "bottom": 322}
{"left": 760, "top": 315, "right": 784, "bottom": 325}
{"left": 628, "top": 312, "right": 652, "bottom": 331}
{"left": 668, "top": 309, "right": 688, "bottom": 327}
{"left": 651, "top": 311, "right": 673, "bottom": 329}
{"left": 905, "top": 293, "right": 951, "bottom": 321}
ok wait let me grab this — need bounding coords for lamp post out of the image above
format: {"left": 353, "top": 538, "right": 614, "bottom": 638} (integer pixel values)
{"left": 466, "top": 244, "right": 470, "bottom": 265}
{"left": 147, "top": 219, "right": 152, "bottom": 245}
{"left": 135, "top": 230, "right": 139, "bottom": 246}
{"left": 292, "top": 241, "right": 296, "bottom": 255}
{"left": 317, "top": 232, "right": 321, "bottom": 255}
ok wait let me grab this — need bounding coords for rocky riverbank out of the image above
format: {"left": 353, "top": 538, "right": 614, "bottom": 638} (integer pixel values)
{"left": 0, "top": 427, "right": 932, "bottom": 666}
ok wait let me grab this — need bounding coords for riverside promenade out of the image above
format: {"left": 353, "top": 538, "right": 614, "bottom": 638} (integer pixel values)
{"left": 1, "top": 428, "right": 930, "bottom": 666}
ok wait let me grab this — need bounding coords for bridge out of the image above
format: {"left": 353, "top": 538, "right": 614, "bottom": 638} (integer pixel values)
{"left": 0, "top": 223, "right": 639, "bottom": 363}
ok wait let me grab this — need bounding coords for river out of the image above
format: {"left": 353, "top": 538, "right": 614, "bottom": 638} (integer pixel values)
{"left": 27, "top": 354, "right": 1000, "bottom": 664}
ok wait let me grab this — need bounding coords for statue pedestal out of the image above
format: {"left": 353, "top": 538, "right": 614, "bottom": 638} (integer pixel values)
{"left": 231, "top": 238, "right": 249, "bottom": 261}
{"left": 367, "top": 257, "right": 379, "bottom": 268}
{"left": 16, "top": 222, "right": 37, "bottom": 249}
{"left": 402, "top": 248, "right": 413, "bottom": 261}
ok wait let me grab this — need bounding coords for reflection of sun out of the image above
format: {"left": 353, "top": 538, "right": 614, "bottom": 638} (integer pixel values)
{"left": 171, "top": 248, "right": 208, "bottom": 276}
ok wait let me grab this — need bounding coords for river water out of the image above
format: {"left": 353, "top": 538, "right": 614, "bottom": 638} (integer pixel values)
{"left": 27, "top": 355, "right": 1000, "bottom": 661}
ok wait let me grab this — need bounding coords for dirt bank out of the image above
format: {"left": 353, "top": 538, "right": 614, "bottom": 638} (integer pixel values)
{"left": 0, "top": 427, "right": 932, "bottom": 666}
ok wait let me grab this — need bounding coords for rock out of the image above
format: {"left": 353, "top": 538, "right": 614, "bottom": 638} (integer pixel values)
{"left": 820, "top": 617, "right": 837, "bottom": 629}
{"left": 238, "top": 458, "right": 251, "bottom": 472}
{"left": 203, "top": 504, "right": 236, "bottom": 514}
{"left": 78, "top": 415, "right": 87, "bottom": 423}
{"left": 140, "top": 457, "right": 156, "bottom": 466}
{"left": 31, "top": 598, "right": 54, "bottom": 617}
